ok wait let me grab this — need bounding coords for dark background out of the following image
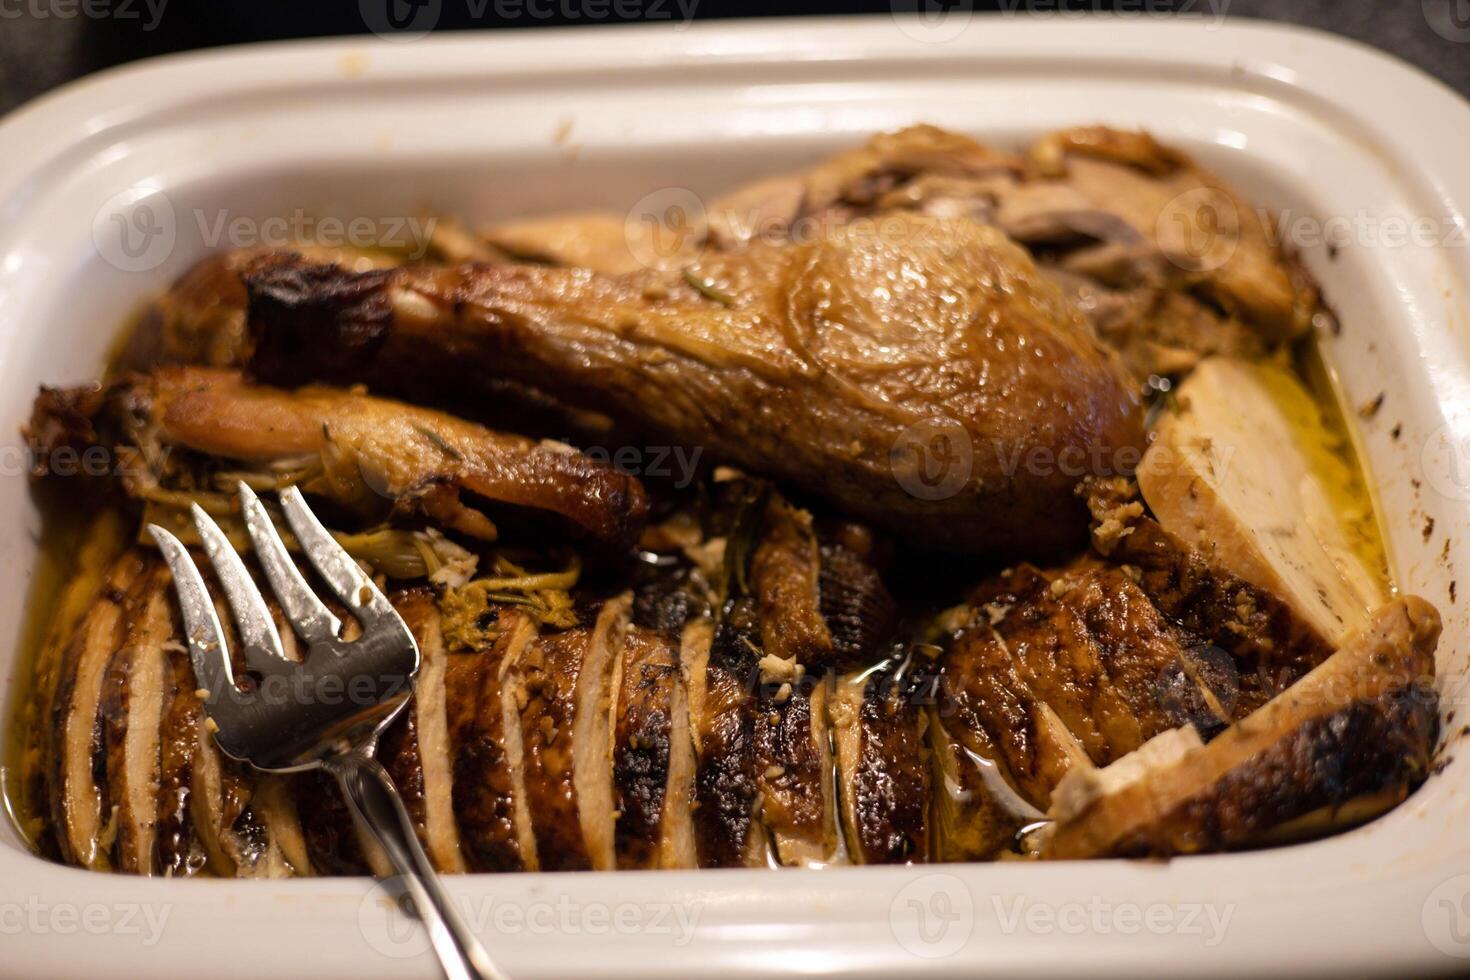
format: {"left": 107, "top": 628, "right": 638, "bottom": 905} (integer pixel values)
{"left": 2, "top": 0, "right": 1469, "bottom": 117}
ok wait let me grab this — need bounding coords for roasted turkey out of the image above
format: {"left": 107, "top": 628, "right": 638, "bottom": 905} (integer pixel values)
{"left": 14, "top": 125, "right": 1442, "bottom": 878}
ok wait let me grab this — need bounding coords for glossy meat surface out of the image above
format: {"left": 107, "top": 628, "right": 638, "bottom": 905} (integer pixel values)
{"left": 28, "top": 365, "right": 649, "bottom": 550}
{"left": 245, "top": 210, "right": 1144, "bottom": 554}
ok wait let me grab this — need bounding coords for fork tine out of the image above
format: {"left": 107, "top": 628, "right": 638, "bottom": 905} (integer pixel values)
{"left": 237, "top": 482, "right": 342, "bottom": 646}
{"left": 189, "top": 502, "right": 288, "bottom": 671}
{"left": 277, "top": 486, "right": 398, "bottom": 623}
{"left": 148, "top": 524, "right": 235, "bottom": 697}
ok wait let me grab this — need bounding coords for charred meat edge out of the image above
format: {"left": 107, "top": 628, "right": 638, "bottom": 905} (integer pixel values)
{"left": 519, "top": 596, "right": 629, "bottom": 871}
{"left": 1043, "top": 597, "right": 1440, "bottom": 858}
{"left": 612, "top": 625, "right": 696, "bottom": 869}
{"left": 831, "top": 663, "right": 930, "bottom": 864}
{"left": 446, "top": 609, "right": 540, "bottom": 872}
{"left": 100, "top": 571, "right": 174, "bottom": 874}
{"left": 29, "top": 365, "right": 650, "bottom": 551}
{"left": 48, "top": 550, "right": 149, "bottom": 870}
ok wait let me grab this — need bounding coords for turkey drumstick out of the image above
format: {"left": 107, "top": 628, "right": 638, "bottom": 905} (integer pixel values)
{"left": 245, "top": 211, "right": 1144, "bottom": 554}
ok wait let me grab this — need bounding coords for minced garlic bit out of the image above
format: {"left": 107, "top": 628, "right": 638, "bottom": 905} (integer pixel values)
{"left": 204, "top": 717, "right": 220, "bottom": 734}
{"left": 194, "top": 688, "right": 211, "bottom": 700}
{"left": 1091, "top": 500, "right": 1144, "bottom": 556}
{"left": 828, "top": 699, "right": 856, "bottom": 729}
{"left": 774, "top": 682, "right": 793, "bottom": 703}
{"left": 758, "top": 653, "right": 798, "bottom": 685}
{"left": 418, "top": 527, "right": 479, "bottom": 588}
{"left": 983, "top": 602, "right": 1012, "bottom": 626}
{"left": 764, "top": 765, "right": 786, "bottom": 780}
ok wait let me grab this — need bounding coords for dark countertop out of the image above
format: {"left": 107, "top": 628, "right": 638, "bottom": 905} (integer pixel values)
{"left": 2, "top": 1, "right": 1468, "bottom": 118}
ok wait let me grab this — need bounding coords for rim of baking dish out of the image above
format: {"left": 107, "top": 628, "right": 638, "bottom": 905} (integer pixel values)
{"left": 0, "top": 14, "right": 1469, "bottom": 979}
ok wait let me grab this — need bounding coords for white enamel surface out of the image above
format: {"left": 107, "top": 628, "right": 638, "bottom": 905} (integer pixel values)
{"left": 2, "top": 15, "right": 1470, "bottom": 978}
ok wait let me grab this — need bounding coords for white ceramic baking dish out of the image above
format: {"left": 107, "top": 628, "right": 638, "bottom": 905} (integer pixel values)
{"left": 2, "top": 13, "right": 1470, "bottom": 978}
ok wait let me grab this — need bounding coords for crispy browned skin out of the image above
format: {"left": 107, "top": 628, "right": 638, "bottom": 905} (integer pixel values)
{"left": 611, "top": 626, "right": 683, "bottom": 869}
{"left": 690, "top": 598, "right": 764, "bottom": 867}
{"left": 938, "top": 622, "right": 1082, "bottom": 812}
{"left": 753, "top": 673, "right": 836, "bottom": 866}
{"left": 939, "top": 558, "right": 1260, "bottom": 811}
{"left": 244, "top": 209, "right": 1144, "bottom": 554}
{"left": 1044, "top": 598, "right": 1440, "bottom": 858}
{"left": 119, "top": 246, "right": 405, "bottom": 371}
{"left": 927, "top": 705, "right": 1026, "bottom": 862}
{"left": 513, "top": 599, "right": 624, "bottom": 874}
{"left": 747, "top": 497, "right": 896, "bottom": 675}
{"left": 445, "top": 609, "right": 537, "bottom": 872}
{"left": 518, "top": 626, "right": 592, "bottom": 871}
{"left": 703, "top": 124, "right": 1021, "bottom": 250}
{"left": 832, "top": 663, "right": 930, "bottom": 864}
{"left": 28, "top": 366, "right": 649, "bottom": 550}
{"left": 750, "top": 499, "right": 832, "bottom": 666}
{"left": 1082, "top": 476, "right": 1334, "bottom": 687}
{"left": 706, "top": 125, "right": 1313, "bottom": 381}
{"left": 99, "top": 566, "right": 175, "bottom": 875}
{"left": 1007, "top": 565, "right": 1236, "bottom": 755}
{"left": 1026, "top": 126, "right": 1316, "bottom": 344}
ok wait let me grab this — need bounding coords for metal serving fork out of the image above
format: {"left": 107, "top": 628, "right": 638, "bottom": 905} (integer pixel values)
{"left": 149, "top": 481, "right": 501, "bottom": 980}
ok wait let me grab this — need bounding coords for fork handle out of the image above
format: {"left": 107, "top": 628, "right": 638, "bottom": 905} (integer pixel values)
{"left": 331, "top": 752, "right": 504, "bottom": 980}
